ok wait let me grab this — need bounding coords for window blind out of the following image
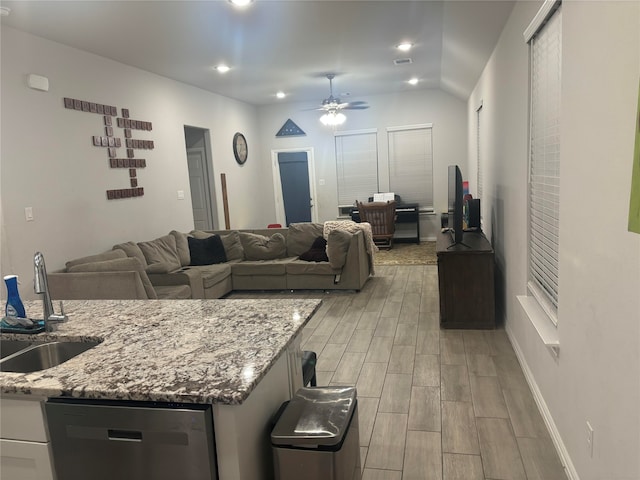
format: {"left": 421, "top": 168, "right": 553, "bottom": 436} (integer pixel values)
{"left": 335, "top": 131, "right": 378, "bottom": 207}
{"left": 387, "top": 125, "right": 433, "bottom": 209}
{"left": 528, "top": 3, "right": 561, "bottom": 314}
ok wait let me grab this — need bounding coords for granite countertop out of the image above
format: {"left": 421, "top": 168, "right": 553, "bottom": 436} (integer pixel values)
{"left": 0, "top": 299, "right": 321, "bottom": 405}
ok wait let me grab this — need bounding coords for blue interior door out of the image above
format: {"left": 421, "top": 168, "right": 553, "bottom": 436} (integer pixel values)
{"left": 278, "top": 152, "right": 311, "bottom": 225}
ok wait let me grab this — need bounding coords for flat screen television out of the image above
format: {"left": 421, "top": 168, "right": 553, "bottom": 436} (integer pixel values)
{"left": 447, "top": 165, "right": 464, "bottom": 245}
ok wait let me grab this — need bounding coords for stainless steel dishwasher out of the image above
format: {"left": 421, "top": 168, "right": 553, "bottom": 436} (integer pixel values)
{"left": 45, "top": 398, "right": 217, "bottom": 480}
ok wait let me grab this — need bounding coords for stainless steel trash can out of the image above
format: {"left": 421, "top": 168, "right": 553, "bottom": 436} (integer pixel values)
{"left": 271, "top": 386, "right": 361, "bottom": 480}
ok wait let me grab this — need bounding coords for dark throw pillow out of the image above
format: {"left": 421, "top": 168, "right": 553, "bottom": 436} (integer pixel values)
{"left": 188, "top": 235, "right": 227, "bottom": 266}
{"left": 299, "top": 236, "right": 329, "bottom": 262}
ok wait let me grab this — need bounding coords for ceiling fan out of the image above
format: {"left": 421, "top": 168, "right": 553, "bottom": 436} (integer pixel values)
{"left": 318, "top": 74, "right": 369, "bottom": 112}
{"left": 315, "top": 74, "right": 369, "bottom": 126}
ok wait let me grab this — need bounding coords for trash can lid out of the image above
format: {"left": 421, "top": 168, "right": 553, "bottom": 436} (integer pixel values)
{"left": 271, "top": 386, "right": 357, "bottom": 447}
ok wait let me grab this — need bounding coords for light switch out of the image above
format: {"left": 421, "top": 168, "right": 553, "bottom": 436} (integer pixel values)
{"left": 177, "top": 190, "right": 185, "bottom": 200}
{"left": 25, "top": 207, "right": 34, "bottom": 222}
{"left": 318, "top": 179, "right": 325, "bottom": 186}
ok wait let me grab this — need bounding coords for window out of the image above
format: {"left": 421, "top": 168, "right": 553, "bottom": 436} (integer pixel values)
{"left": 335, "top": 130, "right": 378, "bottom": 209}
{"left": 387, "top": 124, "right": 434, "bottom": 210}
{"left": 526, "top": 0, "right": 562, "bottom": 322}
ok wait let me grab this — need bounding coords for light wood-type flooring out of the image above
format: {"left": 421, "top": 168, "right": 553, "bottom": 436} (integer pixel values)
{"left": 231, "top": 265, "right": 567, "bottom": 480}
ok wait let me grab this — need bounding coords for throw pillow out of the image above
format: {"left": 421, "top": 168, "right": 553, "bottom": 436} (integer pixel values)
{"left": 286, "top": 222, "right": 324, "bottom": 257}
{"left": 113, "top": 241, "right": 148, "bottom": 269}
{"left": 137, "top": 234, "right": 181, "bottom": 274}
{"left": 327, "top": 230, "right": 352, "bottom": 269}
{"left": 188, "top": 235, "right": 227, "bottom": 266}
{"left": 66, "top": 249, "right": 126, "bottom": 271}
{"left": 170, "top": 230, "right": 191, "bottom": 267}
{"left": 67, "top": 257, "right": 157, "bottom": 299}
{"left": 299, "top": 236, "right": 329, "bottom": 262}
{"left": 239, "top": 232, "right": 287, "bottom": 260}
{"left": 220, "top": 231, "right": 245, "bottom": 261}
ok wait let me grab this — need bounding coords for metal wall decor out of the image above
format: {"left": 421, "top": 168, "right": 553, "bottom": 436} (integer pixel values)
{"left": 63, "top": 97, "right": 155, "bottom": 200}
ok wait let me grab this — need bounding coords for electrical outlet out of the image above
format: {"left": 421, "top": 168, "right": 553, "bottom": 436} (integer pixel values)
{"left": 25, "top": 207, "right": 34, "bottom": 222}
{"left": 318, "top": 179, "right": 325, "bottom": 186}
{"left": 586, "top": 421, "right": 594, "bottom": 458}
{"left": 177, "top": 190, "right": 185, "bottom": 200}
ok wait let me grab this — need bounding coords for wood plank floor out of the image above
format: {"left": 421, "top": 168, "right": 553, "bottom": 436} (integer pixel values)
{"left": 230, "top": 265, "right": 567, "bottom": 480}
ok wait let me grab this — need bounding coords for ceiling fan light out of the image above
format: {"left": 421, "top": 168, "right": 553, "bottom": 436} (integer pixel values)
{"left": 320, "top": 111, "right": 346, "bottom": 126}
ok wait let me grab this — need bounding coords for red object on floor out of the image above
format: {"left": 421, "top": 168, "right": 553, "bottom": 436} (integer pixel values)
{"left": 267, "top": 223, "right": 282, "bottom": 228}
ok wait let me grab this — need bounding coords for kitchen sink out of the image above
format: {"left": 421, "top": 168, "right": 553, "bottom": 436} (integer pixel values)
{"left": 1, "top": 339, "right": 34, "bottom": 359}
{"left": 0, "top": 340, "right": 101, "bottom": 373}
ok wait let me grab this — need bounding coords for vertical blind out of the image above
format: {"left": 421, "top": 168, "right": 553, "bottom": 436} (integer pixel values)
{"left": 387, "top": 125, "right": 434, "bottom": 208}
{"left": 528, "top": 4, "right": 562, "bottom": 313}
{"left": 335, "top": 131, "right": 378, "bottom": 207}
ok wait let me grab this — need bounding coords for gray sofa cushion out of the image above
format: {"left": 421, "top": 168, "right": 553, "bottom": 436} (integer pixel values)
{"left": 327, "top": 230, "right": 352, "bottom": 269}
{"left": 231, "top": 258, "right": 295, "bottom": 276}
{"left": 170, "top": 230, "right": 191, "bottom": 267}
{"left": 286, "top": 261, "right": 341, "bottom": 275}
{"left": 138, "top": 234, "right": 181, "bottom": 274}
{"left": 239, "top": 232, "right": 287, "bottom": 260}
{"left": 113, "top": 241, "right": 148, "bottom": 269}
{"left": 66, "top": 249, "right": 126, "bottom": 271}
{"left": 286, "top": 222, "right": 324, "bottom": 257}
{"left": 67, "top": 257, "right": 158, "bottom": 299}
{"left": 187, "top": 264, "right": 232, "bottom": 289}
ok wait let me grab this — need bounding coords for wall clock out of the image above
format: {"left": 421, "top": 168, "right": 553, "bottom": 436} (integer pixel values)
{"left": 233, "top": 132, "right": 248, "bottom": 165}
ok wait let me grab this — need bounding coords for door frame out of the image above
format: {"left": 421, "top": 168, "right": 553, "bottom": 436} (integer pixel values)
{"left": 271, "top": 147, "right": 318, "bottom": 226}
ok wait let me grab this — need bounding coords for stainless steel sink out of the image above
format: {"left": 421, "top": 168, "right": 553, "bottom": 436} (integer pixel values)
{"left": 1, "top": 339, "right": 34, "bottom": 359}
{"left": 0, "top": 340, "right": 100, "bottom": 373}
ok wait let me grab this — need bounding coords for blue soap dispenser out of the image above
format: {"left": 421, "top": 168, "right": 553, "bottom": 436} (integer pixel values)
{"left": 4, "top": 274, "right": 26, "bottom": 319}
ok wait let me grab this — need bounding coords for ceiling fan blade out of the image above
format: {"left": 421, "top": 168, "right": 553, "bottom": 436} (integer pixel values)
{"left": 346, "top": 100, "right": 368, "bottom": 106}
{"left": 344, "top": 104, "right": 370, "bottom": 110}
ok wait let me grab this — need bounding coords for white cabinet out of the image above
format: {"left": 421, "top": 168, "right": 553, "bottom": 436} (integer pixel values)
{"left": 0, "top": 395, "right": 55, "bottom": 480}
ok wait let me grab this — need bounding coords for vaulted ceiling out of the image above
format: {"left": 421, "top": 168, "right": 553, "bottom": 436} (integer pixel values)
{"left": 1, "top": 0, "right": 515, "bottom": 106}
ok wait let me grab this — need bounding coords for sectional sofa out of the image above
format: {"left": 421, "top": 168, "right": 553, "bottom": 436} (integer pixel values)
{"left": 48, "top": 223, "right": 373, "bottom": 300}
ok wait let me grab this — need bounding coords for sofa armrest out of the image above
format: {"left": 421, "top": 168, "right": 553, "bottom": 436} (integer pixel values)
{"left": 48, "top": 271, "right": 149, "bottom": 300}
{"left": 340, "top": 231, "right": 371, "bottom": 289}
{"left": 148, "top": 268, "right": 204, "bottom": 299}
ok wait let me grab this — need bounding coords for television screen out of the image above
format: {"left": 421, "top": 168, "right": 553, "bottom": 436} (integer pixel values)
{"left": 447, "top": 165, "right": 464, "bottom": 245}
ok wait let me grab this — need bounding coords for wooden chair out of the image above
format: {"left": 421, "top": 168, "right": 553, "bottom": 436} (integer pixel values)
{"left": 357, "top": 200, "right": 397, "bottom": 249}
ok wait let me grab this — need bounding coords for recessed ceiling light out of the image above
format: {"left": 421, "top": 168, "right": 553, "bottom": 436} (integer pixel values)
{"left": 215, "top": 64, "right": 231, "bottom": 74}
{"left": 229, "top": 0, "right": 253, "bottom": 7}
{"left": 0, "top": 6, "right": 11, "bottom": 16}
{"left": 408, "top": 78, "right": 419, "bottom": 85}
{"left": 397, "top": 42, "right": 413, "bottom": 52}
{"left": 276, "top": 91, "right": 286, "bottom": 99}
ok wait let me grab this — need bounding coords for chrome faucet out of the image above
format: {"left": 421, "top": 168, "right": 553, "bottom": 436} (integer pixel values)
{"left": 34, "top": 251, "right": 67, "bottom": 331}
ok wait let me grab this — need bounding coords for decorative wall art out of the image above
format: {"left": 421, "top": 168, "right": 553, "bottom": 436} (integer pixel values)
{"left": 276, "top": 118, "right": 306, "bottom": 137}
{"left": 64, "top": 97, "right": 155, "bottom": 201}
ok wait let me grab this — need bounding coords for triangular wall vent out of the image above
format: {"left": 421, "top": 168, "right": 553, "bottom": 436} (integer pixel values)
{"left": 276, "top": 119, "right": 306, "bottom": 137}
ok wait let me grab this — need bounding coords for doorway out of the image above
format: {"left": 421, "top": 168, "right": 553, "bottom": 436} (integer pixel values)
{"left": 184, "top": 126, "right": 217, "bottom": 230}
{"left": 272, "top": 148, "right": 317, "bottom": 226}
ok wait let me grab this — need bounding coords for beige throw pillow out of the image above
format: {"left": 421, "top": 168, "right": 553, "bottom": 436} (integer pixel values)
{"left": 170, "top": 230, "right": 191, "bottom": 267}
{"left": 239, "top": 232, "right": 287, "bottom": 260}
{"left": 113, "top": 241, "right": 148, "bottom": 269}
{"left": 137, "top": 234, "right": 181, "bottom": 274}
{"left": 286, "top": 222, "right": 324, "bottom": 257}
{"left": 65, "top": 249, "right": 126, "bottom": 271}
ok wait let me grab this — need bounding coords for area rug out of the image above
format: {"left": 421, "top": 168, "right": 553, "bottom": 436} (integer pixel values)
{"left": 373, "top": 241, "right": 437, "bottom": 266}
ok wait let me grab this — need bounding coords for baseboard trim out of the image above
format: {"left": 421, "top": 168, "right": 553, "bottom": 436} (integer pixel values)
{"left": 504, "top": 325, "right": 580, "bottom": 480}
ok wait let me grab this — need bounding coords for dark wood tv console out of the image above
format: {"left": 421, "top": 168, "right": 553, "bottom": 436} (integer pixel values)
{"left": 436, "top": 230, "right": 495, "bottom": 329}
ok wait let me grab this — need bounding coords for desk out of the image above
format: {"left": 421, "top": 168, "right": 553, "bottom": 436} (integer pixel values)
{"left": 350, "top": 203, "right": 420, "bottom": 244}
{"left": 436, "top": 231, "right": 495, "bottom": 329}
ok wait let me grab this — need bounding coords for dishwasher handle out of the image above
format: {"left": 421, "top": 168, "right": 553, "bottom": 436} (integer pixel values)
{"left": 108, "top": 429, "right": 143, "bottom": 442}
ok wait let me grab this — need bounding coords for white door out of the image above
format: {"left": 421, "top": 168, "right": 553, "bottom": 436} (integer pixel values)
{"left": 187, "top": 147, "right": 213, "bottom": 230}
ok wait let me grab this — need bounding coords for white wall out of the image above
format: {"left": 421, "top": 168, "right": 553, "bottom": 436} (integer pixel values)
{"left": 257, "top": 88, "right": 468, "bottom": 238}
{"left": 468, "top": 1, "right": 640, "bottom": 479}
{"left": 1, "top": 26, "right": 272, "bottom": 299}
